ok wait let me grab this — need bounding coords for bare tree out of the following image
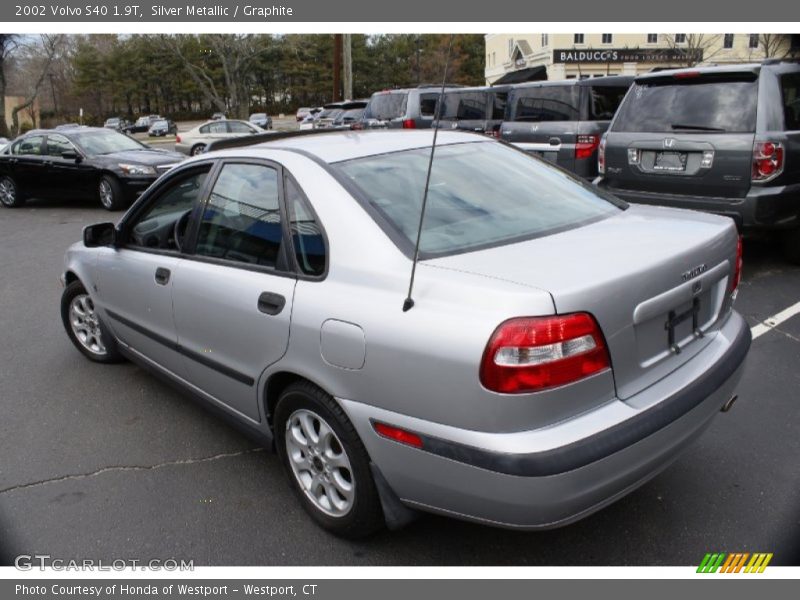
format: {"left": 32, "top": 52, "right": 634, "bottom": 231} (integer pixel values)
{"left": 8, "top": 35, "right": 65, "bottom": 136}
{"left": 758, "top": 34, "right": 792, "bottom": 59}
{"left": 664, "top": 34, "right": 721, "bottom": 67}
{"left": 157, "top": 34, "right": 266, "bottom": 119}
{"left": 0, "top": 34, "right": 19, "bottom": 137}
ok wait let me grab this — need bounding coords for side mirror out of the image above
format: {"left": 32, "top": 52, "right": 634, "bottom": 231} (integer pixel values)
{"left": 83, "top": 222, "right": 117, "bottom": 248}
{"left": 62, "top": 150, "right": 81, "bottom": 162}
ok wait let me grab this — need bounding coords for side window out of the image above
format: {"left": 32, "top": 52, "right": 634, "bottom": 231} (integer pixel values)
{"left": 14, "top": 135, "right": 44, "bottom": 155}
{"left": 285, "top": 176, "right": 326, "bottom": 277}
{"left": 781, "top": 73, "right": 800, "bottom": 131}
{"left": 46, "top": 134, "right": 75, "bottom": 157}
{"left": 492, "top": 92, "right": 508, "bottom": 120}
{"left": 227, "top": 121, "right": 255, "bottom": 134}
{"left": 195, "top": 163, "right": 283, "bottom": 268}
{"left": 199, "top": 124, "right": 210, "bottom": 134}
{"left": 419, "top": 93, "right": 439, "bottom": 118}
{"left": 127, "top": 169, "right": 210, "bottom": 250}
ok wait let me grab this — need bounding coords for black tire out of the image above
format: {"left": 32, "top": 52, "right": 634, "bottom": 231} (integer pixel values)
{"left": 0, "top": 175, "right": 25, "bottom": 208}
{"left": 781, "top": 228, "right": 800, "bottom": 265}
{"left": 190, "top": 144, "right": 206, "bottom": 156}
{"left": 274, "top": 381, "right": 384, "bottom": 538}
{"left": 98, "top": 174, "right": 127, "bottom": 211}
{"left": 61, "top": 280, "right": 124, "bottom": 364}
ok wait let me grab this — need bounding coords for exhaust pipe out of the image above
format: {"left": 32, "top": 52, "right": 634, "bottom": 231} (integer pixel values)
{"left": 721, "top": 395, "right": 738, "bottom": 413}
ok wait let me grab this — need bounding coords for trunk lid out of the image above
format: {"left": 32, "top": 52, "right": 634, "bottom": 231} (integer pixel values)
{"left": 428, "top": 204, "right": 738, "bottom": 400}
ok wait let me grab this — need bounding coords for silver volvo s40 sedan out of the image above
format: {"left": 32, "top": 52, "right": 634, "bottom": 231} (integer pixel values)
{"left": 60, "top": 130, "right": 750, "bottom": 537}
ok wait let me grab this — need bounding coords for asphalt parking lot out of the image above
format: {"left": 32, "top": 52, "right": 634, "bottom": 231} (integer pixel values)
{"left": 0, "top": 198, "right": 798, "bottom": 567}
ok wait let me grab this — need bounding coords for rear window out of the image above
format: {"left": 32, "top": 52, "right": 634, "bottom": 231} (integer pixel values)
{"left": 419, "top": 93, "right": 440, "bottom": 118}
{"left": 442, "top": 92, "right": 487, "bottom": 120}
{"left": 364, "top": 93, "right": 408, "bottom": 120}
{"left": 511, "top": 86, "right": 580, "bottom": 122}
{"left": 612, "top": 77, "right": 758, "bottom": 133}
{"left": 588, "top": 85, "right": 630, "bottom": 120}
{"left": 781, "top": 73, "right": 800, "bottom": 131}
{"left": 334, "top": 142, "right": 620, "bottom": 257}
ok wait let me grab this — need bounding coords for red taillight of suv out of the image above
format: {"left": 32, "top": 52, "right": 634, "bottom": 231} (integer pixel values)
{"left": 575, "top": 135, "right": 600, "bottom": 160}
{"left": 730, "top": 235, "right": 743, "bottom": 294}
{"left": 752, "top": 141, "right": 784, "bottom": 182}
{"left": 597, "top": 136, "right": 607, "bottom": 174}
{"left": 402, "top": 119, "right": 416, "bottom": 129}
{"left": 480, "top": 313, "right": 611, "bottom": 394}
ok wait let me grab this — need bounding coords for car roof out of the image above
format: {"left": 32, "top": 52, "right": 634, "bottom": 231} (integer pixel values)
{"left": 212, "top": 130, "right": 486, "bottom": 164}
{"left": 511, "top": 75, "right": 634, "bottom": 91}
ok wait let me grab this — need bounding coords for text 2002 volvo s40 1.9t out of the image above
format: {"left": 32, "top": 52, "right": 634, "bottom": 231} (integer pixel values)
{"left": 60, "top": 130, "right": 750, "bottom": 537}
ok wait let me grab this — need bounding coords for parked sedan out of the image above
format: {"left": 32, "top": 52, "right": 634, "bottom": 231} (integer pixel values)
{"left": 124, "top": 116, "right": 160, "bottom": 134}
{"left": 104, "top": 117, "right": 130, "bottom": 132}
{"left": 61, "top": 130, "right": 750, "bottom": 538}
{"left": 0, "top": 127, "right": 184, "bottom": 210}
{"left": 148, "top": 119, "right": 178, "bottom": 137}
{"left": 175, "top": 119, "right": 265, "bottom": 156}
{"left": 249, "top": 112, "right": 273, "bottom": 130}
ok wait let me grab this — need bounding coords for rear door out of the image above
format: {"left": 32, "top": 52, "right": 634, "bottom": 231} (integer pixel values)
{"left": 603, "top": 72, "right": 759, "bottom": 198}
{"left": 501, "top": 84, "right": 580, "bottom": 172}
{"left": 171, "top": 160, "right": 297, "bottom": 422}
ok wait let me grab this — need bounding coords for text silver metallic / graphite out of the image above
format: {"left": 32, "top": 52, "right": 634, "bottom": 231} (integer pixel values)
{"left": 151, "top": 4, "right": 293, "bottom": 16}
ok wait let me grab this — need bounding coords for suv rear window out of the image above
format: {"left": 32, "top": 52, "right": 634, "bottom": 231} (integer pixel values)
{"left": 781, "top": 73, "right": 800, "bottom": 131}
{"left": 334, "top": 142, "right": 620, "bottom": 257}
{"left": 364, "top": 93, "right": 407, "bottom": 120}
{"left": 612, "top": 77, "right": 758, "bottom": 133}
{"left": 442, "top": 92, "right": 487, "bottom": 120}
{"left": 511, "top": 86, "right": 580, "bottom": 122}
{"left": 588, "top": 85, "right": 629, "bottom": 120}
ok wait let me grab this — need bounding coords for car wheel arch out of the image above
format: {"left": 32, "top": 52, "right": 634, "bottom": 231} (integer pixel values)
{"left": 264, "top": 371, "right": 342, "bottom": 430}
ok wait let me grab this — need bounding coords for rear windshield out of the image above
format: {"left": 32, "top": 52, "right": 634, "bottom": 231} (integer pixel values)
{"left": 781, "top": 73, "right": 800, "bottom": 130}
{"left": 364, "top": 93, "right": 408, "bottom": 120}
{"left": 334, "top": 142, "right": 621, "bottom": 257}
{"left": 612, "top": 78, "right": 758, "bottom": 133}
{"left": 510, "top": 86, "right": 580, "bottom": 122}
{"left": 442, "top": 92, "right": 487, "bottom": 120}
{"left": 588, "top": 85, "right": 630, "bottom": 120}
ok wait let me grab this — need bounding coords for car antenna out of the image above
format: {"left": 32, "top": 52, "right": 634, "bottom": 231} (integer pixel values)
{"left": 402, "top": 35, "right": 454, "bottom": 313}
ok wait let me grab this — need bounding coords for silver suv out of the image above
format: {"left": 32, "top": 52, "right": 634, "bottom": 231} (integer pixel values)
{"left": 61, "top": 130, "right": 750, "bottom": 537}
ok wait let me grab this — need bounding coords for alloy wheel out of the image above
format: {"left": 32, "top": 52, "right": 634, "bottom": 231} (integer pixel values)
{"left": 285, "top": 408, "right": 355, "bottom": 518}
{"left": 69, "top": 294, "right": 107, "bottom": 356}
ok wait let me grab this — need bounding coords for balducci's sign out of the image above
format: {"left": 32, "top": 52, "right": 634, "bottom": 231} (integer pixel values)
{"left": 553, "top": 48, "right": 703, "bottom": 63}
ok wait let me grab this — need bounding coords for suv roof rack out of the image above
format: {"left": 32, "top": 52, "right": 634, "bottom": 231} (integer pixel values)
{"left": 206, "top": 128, "right": 345, "bottom": 153}
{"left": 416, "top": 83, "right": 466, "bottom": 88}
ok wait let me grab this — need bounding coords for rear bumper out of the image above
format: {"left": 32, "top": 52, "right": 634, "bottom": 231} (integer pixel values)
{"left": 341, "top": 310, "right": 750, "bottom": 529}
{"left": 595, "top": 179, "right": 800, "bottom": 230}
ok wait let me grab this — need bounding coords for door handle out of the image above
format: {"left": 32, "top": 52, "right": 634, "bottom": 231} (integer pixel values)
{"left": 257, "top": 292, "right": 285, "bottom": 315}
{"left": 154, "top": 267, "right": 171, "bottom": 285}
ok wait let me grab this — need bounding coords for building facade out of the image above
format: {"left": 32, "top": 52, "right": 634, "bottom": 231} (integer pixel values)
{"left": 485, "top": 33, "right": 800, "bottom": 84}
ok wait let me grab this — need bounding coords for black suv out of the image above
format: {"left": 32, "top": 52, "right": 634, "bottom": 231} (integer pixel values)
{"left": 500, "top": 76, "right": 633, "bottom": 178}
{"left": 595, "top": 61, "right": 800, "bottom": 263}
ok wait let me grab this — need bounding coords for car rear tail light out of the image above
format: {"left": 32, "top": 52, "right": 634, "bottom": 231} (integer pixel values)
{"left": 730, "top": 235, "right": 743, "bottom": 295}
{"left": 373, "top": 422, "right": 423, "bottom": 449}
{"left": 402, "top": 119, "right": 416, "bottom": 129}
{"left": 752, "top": 141, "right": 784, "bottom": 182}
{"left": 598, "top": 137, "right": 606, "bottom": 174}
{"left": 575, "top": 134, "right": 600, "bottom": 159}
{"left": 480, "top": 313, "right": 611, "bottom": 394}
{"left": 350, "top": 122, "right": 363, "bottom": 130}
{"left": 674, "top": 71, "right": 701, "bottom": 79}
{"left": 175, "top": 135, "right": 181, "bottom": 143}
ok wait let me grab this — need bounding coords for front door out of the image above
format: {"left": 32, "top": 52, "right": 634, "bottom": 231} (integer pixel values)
{"left": 171, "top": 161, "right": 297, "bottom": 422}
{"left": 94, "top": 165, "right": 213, "bottom": 377}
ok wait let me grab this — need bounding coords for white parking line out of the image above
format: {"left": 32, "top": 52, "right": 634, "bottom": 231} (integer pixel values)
{"left": 751, "top": 300, "right": 800, "bottom": 340}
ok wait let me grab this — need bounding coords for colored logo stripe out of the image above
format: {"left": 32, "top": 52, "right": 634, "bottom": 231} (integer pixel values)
{"left": 697, "top": 552, "right": 773, "bottom": 573}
